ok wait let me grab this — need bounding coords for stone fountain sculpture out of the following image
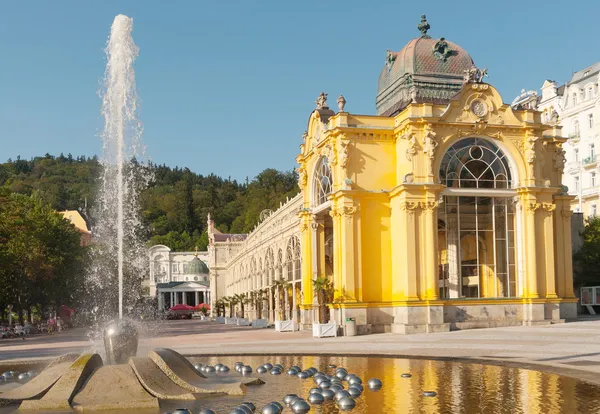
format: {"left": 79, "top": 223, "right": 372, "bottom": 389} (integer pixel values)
{"left": 0, "top": 321, "right": 263, "bottom": 411}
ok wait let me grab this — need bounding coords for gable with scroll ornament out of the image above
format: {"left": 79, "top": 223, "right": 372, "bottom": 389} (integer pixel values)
{"left": 439, "top": 83, "right": 521, "bottom": 127}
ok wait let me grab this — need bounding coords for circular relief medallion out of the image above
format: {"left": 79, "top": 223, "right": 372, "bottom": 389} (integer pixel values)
{"left": 470, "top": 99, "right": 488, "bottom": 118}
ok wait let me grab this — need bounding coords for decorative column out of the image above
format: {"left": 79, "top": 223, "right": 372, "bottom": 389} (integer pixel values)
{"left": 394, "top": 200, "right": 419, "bottom": 300}
{"left": 422, "top": 201, "right": 439, "bottom": 300}
{"left": 292, "top": 283, "right": 297, "bottom": 323}
{"left": 339, "top": 205, "right": 359, "bottom": 301}
{"left": 182, "top": 291, "right": 187, "bottom": 305}
{"left": 554, "top": 196, "right": 576, "bottom": 298}
{"left": 158, "top": 292, "right": 164, "bottom": 311}
{"left": 524, "top": 201, "right": 540, "bottom": 298}
{"left": 446, "top": 212, "right": 460, "bottom": 298}
{"left": 541, "top": 203, "right": 558, "bottom": 298}
{"left": 195, "top": 291, "right": 200, "bottom": 306}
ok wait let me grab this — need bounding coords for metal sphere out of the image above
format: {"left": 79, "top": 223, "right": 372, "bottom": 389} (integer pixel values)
{"left": 194, "top": 364, "right": 203, "bottom": 372}
{"left": 291, "top": 365, "right": 301, "bottom": 372}
{"left": 17, "top": 373, "right": 30, "bottom": 383}
{"left": 318, "top": 380, "right": 332, "bottom": 389}
{"left": 198, "top": 409, "right": 217, "bottom": 414}
{"left": 241, "top": 365, "right": 253, "bottom": 375}
{"left": 297, "top": 371, "right": 309, "bottom": 379}
{"left": 321, "top": 389, "right": 335, "bottom": 400}
{"left": 335, "top": 371, "right": 347, "bottom": 380}
{"left": 329, "top": 385, "right": 343, "bottom": 393}
{"left": 240, "top": 402, "right": 256, "bottom": 412}
{"left": 352, "top": 383, "right": 364, "bottom": 392}
{"left": 308, "top": 392, "right": 324, "bottom": 405}
{"left": 283, "top": 394, "right": 299, "bottom": 406}
{"left": 102, "top": 319, "right": 139, "bottom": 365}
{"left": 205, "top": 366, "right": 216, "bottom": 373}
{"left": 348, "top": 386, "right": 362, "bottom": 398}
{"left": 314, "top": 375, "right": 327, "bottom": 384}
{"left": 263, "top": 363, "right": 273, "bottom": 370}
{"left": 261, "top": 403, "right": 280, "bottom": 414}
{"left": 309, "top": 387, "right": 322, "bottom": 395}
{"left": 220, "top": 365, "right": 230, "bottom": 372}
{"left": 423, "top": 391, "right": 437, "bottom": 397}
{"left": 331, "top": 378, "right": 344, "bottom": 386}
{"left": 401, "top": 373, "right": 412, "bottom": 378}
{"left": 291, "top": 399, "right": 310, "bottom": 414}
{"left": 173, "top": 409, "right": 192, "bottom": 414}
{"left": 287, "top": 368, "right": 298, "bottom": 376}
{"left": 307, "top": 368, "right": 317, "bottom": 376}
{"left": 257, "top": 366, "right": 267, "bottom": 374}
{"left": 334, "top": 390, "right": 351, "bottom": 401}
{"left": 368, "top": 378, "right": 382, "bottom": 390}
{"left": 2, "top": 372, "right": 13, "bottom": 382}
{"left": 270, "top": 368, "right": 281, "bottom": 375}
{"left": 215, "top": 363, "right": 223, "bottom": 370}
{"left": 337, "top": 396, "right": 356, "bottom": 411}
{"left": 348, "top": 376, "right": 362, "bottom": 385}
{"left": 274, "top": 364, "right": 284, "bottom": 370}
{"left": 272, "top": 402, "right": 284, "bottom": 411}
{"left": 229, "top": 408, "right": 247, "bottom": 414}
{"left": 235, "top": 405, "right": 253, "bottom": 414}
{"left": 328, "top": 364, "right": 337, "bottom": 369}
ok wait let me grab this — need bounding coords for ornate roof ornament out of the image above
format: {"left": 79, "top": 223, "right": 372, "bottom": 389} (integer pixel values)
{"left": 337, "top": 95, "right": 346, "bottom": 112}
{"left": 418, "top": 14, "right": 431, "bottom": 38}
{"left": 433, "top": 38, "right": 454, "bottom": 62}
{"left": 463, "top": 64, "right": 488, "bottom": 84}
{"left": 315, "top": 92, "right": 328, "bottom": 109}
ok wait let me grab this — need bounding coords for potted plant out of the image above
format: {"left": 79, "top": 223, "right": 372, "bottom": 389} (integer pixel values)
{"left": 312, "top": 276, "right": 336, "bottom": 337}
{"left": 251, "top": 289, "right": 268, "bottom": 329}
{"left": 234, "top": 293, "right": 251, "bottom": 326}
{"left": 273, "top": 278, "right": 295, "bottom": 332}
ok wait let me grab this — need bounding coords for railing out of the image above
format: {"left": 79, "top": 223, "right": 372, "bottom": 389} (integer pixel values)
{"left": 583, "top": 156, "right": 598, "bottom": 165}
{"left": 569, "top": 133, "right": 580, "bottom": 140}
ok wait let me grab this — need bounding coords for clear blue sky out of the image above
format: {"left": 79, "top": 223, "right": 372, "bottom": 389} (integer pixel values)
{"left": 1, "top": 0, "right": 598, "bottom": 182}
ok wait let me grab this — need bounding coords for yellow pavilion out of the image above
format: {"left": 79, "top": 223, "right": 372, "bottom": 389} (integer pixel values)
{"left": 294, "top": 16, "right": 577, "bottom": 333}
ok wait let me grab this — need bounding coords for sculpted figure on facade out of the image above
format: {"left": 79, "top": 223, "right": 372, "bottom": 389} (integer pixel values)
{"left": 315, "top": 92, "right": 328, "bottom": 109}
{"left": 553, "top": 145, "right": 566, "bottom": 174}
{"left": 463, "top": 65, "right": 488, "bottom": 84}
{"left": 339, "top": 140, "right": 350, "bottom": 169}
{"left": 422, "top": 125, "right": 438, "bottom": 175}
{"left": 405, "top": 134, "right": 418, "bottom": 161}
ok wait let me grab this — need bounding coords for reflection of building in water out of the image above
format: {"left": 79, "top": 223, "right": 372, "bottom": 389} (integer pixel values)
{"left": 148, "top": 245, "right": 211, "bottom": 310}
{"left": 209, "top": 15, "right": 577, "bottom": 333}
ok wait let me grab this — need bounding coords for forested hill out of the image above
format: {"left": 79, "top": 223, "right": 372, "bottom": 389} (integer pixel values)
{"left": 0, "top": 154, "right": 299, "bottom": 250}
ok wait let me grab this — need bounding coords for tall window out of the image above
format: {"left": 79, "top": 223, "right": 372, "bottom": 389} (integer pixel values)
{"left": 592, "top": 205, "right": 598, "bottom": 217}
{"left": 313, "top": 157, "right": 332, "bottom": 206}
{"left": 574, "top": 120, "right": 581, "bottom": 136}
{"left": 438, "top": 138, "right": 516, "bottom": 299}
{"left": 575, "top": 148, "right": 580, "bottom": 163}
{"left": 286, "top": 242, "right": 294, "bottom": 281}
{"left": 573, "top": 93, "right": 578, "bottom": 106}
{"left": 591, "top": 143, "right": 596, "bottom": 159}
{"left": 589, "top": 114, "right": 594, "bottom": 129}
{"left": 592, "top": 172, "right": 597, "bottom": 187}
{"left": 575, "top": 176, "right": 580, "bottom": 192}
{"left": 588, "top": 87, "right": 593, "bottom": 100}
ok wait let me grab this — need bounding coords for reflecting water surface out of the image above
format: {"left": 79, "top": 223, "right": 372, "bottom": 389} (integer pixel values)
{"left": 162, "top": 355, "right": 600, "bottom": 414}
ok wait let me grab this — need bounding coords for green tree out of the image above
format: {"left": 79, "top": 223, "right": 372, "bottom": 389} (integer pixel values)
{"left": 574, "top": 217, "right": 600, "bottom": 288}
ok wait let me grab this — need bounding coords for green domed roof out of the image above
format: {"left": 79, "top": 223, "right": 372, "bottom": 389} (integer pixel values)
{"left": 187, "top": 257, "right": 209, "bottom": 275}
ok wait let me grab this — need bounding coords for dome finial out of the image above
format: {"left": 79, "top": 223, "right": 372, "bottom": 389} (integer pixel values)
{"left": 194, "top": 246, "right": 199, "bottom": 257}
{"left": 418, "top": 14, "right": 431, "bottom": 38}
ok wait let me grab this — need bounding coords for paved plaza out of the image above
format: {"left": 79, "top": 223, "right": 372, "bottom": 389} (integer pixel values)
{"left": 3, "top": 320, "right": 600, "bottom": 385}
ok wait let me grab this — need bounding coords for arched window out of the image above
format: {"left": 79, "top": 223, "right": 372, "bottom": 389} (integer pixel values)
{"left": 573, "top": 93, "right": 578, "bottom": 106}
{"left": 574, "top": 120, "right": 580, "bottom": 137}
{"left": 277, "top": 249, "right": 283, "bottom": 283}
{"left": 439, "top": 138, "right": 512, "bottom": 189}
{"left": 293, "top": 237, "right": 301, "bottom": 281}
{"left": 438, "top": 138, "right": 518, "bottom": 300}
{"left": 313, "top": 156, "right": 332, "bottom": 206}
{"left": 286, "top": 242, "right": 294, "bottom": 281}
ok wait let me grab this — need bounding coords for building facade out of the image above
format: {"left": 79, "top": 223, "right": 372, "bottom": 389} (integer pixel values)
{"left": 60, "top": 210, "right": 92, "bottom": 246}
{"left": 148, "top": 245, "right": 211, "bottom": 310}
{"left": 516, "top": 62, "right": 600, "bottom": 217}
{"left": 209, "top": 16, "right": 577, "bottom": 333}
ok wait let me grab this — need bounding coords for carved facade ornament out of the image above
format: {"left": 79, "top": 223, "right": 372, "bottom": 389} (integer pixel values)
{"left": 527, "top": 202, "right": 542, "bottom": 212}
{"left": 315, "top": 92, "right": 328, "bottom": 109}
{"left": 553, "top": 145, "right": 566, "bottom": 173}
{"left": 400, "top": 201, "right": 419, "bottom": 211}
{"left": 420, "top": 201, "right": 439, "bottom": 210}
{"left": 422, "top": 125, "right": 438, "bottom": 175}
{"left": 542, "top": 203, "right": 556, "bottom": 212}
{"left": 463, "top": 65, "right": 488, "bottom": 84}
{"left": 339, "top": 206, "right": 357, "bottom": 218}
{"left": 337, "top": 95, "right": 346, "bottom": 112}
{"left": 406, "top": 134, "right": 418, "bottom": 161}
{"left": 561, "top": 209, "right": 574, "bottom": 219}
{"left": 525, "top": 132, "right": 539, "bottom": 179}
{"left": 339, "top": 140, "right": 350, "bottom": 169}
{"left": 328, "top": 209, "right": 340, "bottom": 218}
